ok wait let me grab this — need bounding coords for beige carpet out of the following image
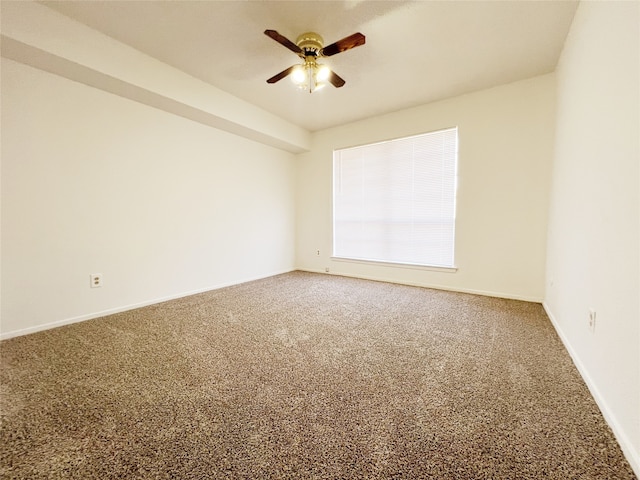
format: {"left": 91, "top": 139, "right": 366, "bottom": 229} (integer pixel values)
{"left": 0, "top": 271, "right": 635, "bottom": 479}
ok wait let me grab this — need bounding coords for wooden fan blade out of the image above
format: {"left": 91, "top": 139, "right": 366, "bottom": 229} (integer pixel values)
{"left": 264, "top": 30, "right": 302, "bottom": 55}
{"left": 321, "top": 32, "right": 365, "bottom": 57}
{"left": 328, "top": 70, "right": 346, "bottom": 88}
{"left": 267, "top": 65, "right": 296, "bottom": 84}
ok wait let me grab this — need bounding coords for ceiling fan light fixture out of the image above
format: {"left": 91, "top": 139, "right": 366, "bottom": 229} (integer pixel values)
{"left": 316, "top": 64, "right": 331, "bottom": 82}
{"left": 291, "top": 65, "right": 307, "bottom": 86}
{"left": 291, "top": 60, "right": 329, "bottom": 93}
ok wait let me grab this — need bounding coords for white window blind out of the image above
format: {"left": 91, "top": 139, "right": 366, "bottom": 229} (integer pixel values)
{"left": 333, "top": 127, "right": 458, "bottom": 268}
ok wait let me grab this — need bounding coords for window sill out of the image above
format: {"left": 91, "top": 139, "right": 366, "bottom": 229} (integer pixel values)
{"left": 330, "top": 256, "right": 458, "bottom": 273}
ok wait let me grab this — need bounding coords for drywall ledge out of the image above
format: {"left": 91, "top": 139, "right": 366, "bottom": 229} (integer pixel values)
{"left": 0, "top": 37, "right": 306, "bottom": 153}
{"left": 0, "top": 2, "right": 310, "bottom": 154}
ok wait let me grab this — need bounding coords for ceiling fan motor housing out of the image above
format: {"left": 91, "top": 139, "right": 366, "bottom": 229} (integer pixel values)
{"left": 296, "top": 32, "right": 324, "bottom": 56}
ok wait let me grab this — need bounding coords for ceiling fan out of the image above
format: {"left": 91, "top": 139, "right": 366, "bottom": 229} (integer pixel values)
{"left": 264, "top": 29, "right": 366, "bottom": 93}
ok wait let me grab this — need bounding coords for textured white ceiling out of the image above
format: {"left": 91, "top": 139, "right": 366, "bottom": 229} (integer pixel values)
{"left": 41, "top": 0, "right": 578, "bottom": 132}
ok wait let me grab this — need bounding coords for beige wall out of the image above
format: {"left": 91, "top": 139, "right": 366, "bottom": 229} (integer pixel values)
{"left": 296, "top": 74, "right": 556, "bottom": 302}
{"left": 0, "top": 58, "right": 297, "bottom": 338}
{"left": 544, "top": 0, "right": 640, "bottom": 472}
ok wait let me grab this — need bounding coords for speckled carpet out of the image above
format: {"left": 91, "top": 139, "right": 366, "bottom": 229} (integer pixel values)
{"left": 0, "top": 271, "right": 635, "bottom": 479}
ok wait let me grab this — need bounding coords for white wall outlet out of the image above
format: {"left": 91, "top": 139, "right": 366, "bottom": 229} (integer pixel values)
{"left": 588, "top": 308, "right": 596, "bottom": 333}
{"left": 316, "top": 250, "right": 320, "bottom": 256}
{"left": 325, "top": 267, "right": 330, "bottom": 273}
{"left": 90, "top": 273, "right": 103, "bottom": 288}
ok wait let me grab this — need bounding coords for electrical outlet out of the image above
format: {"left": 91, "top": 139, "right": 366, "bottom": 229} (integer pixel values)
{"left": 316, "top": 250, "right": 320, "bottom": 256}
{"left": 325, "top": 267, "right": 330, "bottom": 273}
{"left": 90, "top": 273, "right": 103, "bottom": 288}
{"left": 588, "top": 308, "right": 596, "bottom": 333}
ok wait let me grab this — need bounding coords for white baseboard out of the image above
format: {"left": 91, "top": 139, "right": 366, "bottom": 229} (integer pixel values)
{"left": 297, "top": 268, "right": 543, "bottom": 303}
{"left": 0, "top": 268, "right": 294, "bottom": 340}
{"left": 543, "top": 302, "right": 640, "bottom": 477}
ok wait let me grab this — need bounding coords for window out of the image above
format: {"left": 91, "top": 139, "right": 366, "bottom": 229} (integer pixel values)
{"left": 333, "top": 127, "right": 458, "bottom": 268}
